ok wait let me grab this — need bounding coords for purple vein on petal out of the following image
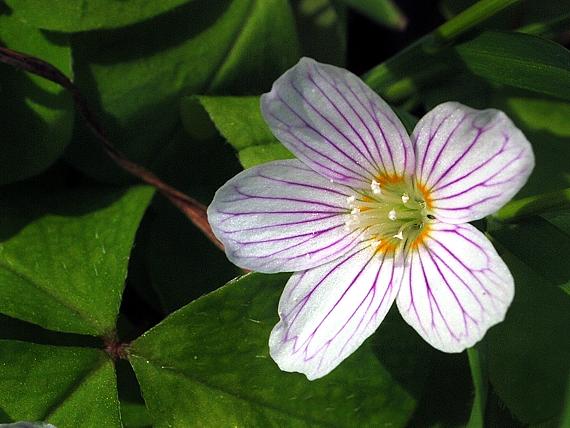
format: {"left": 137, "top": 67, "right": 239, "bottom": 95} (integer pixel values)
{"left": 418, "top": 110, "right": 454, "bottom": 180}
{"left": 230, "top": 186, "right": 347, "bottom": 210}
{"left": 306, "top": 67, "right": 383, "bottom": 174}
{"left": 422, "top": 112, "right": 471, "bottom": 186}
{"left": 266, "top": 107, "right": 371, "bottom": 183}
{"left": 219, "top": 213, "right": 342, "bottom": 234}
{"left": 417, "top": 250, "right": 462, "bottom": 341}
{"left": 278, "top": 78, "right": 377, "bottom": 177}
{"left": 432, "top": 134, "right": 511, "bottom": 192}
{"left": 427, "top": 123, "right": 488, "bottom": 191}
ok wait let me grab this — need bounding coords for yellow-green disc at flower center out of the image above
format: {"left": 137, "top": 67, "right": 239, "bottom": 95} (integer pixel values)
{"left": 345, "top": 176, "right": 433, "bottom": 254}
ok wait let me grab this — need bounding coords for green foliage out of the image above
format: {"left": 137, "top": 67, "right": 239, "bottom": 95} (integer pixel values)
{"left": 291, "top": 0, "right": 347, "bottom": 66}
{"left": 1, "top": 0, "right": 569, "bottom": 426}
{"left": 454, "top": 31, "right": 570, "bottom": 101}
{"left": 0, "top": 340, "right": 120, "bottom": 426}
{"left": 338, "top": 0, "right": 407, "bottom": 30}
{"left": 184, "top": 96, "right": 293, "bottom": 169}
{"left": 0, "top": 15, "right": 73, "bottom": 185}
{"left": 466, "top": 346, "right": 488, "bottom": 428}
{"left": 484, "top": 250, "right": 570, "bottom": 424}
{"left": 0, "top": 185, "right": 153, "bottom": 335}
{"left": 4, "top": 0, "right": 195, "bottom": 32}
{"left": 65, "top": 0, "right": 300, "bottom": 183}
{"left": 129, "top": 273, "right": 419, "bottom": 427}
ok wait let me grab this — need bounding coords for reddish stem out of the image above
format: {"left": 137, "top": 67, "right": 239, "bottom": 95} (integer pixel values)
{"left": 0, "top": 46, "right": 223, "bottom": 250}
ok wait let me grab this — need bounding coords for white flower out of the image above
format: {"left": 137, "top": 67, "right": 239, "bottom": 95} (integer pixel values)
{"left": 207, "top": 58, "right": 535, "bottom": 380}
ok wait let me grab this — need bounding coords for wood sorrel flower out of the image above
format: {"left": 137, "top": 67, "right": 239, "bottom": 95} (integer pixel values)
{"left": 207, "top": 58, "right": 534, "bottom": 380}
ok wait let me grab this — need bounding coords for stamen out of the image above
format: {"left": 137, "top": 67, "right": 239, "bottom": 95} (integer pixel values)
{"left": 342, "top": 177, "right": 431, "bottom": 254}
{"left": 370, "top": 180, "right": 381, "bottom": 194}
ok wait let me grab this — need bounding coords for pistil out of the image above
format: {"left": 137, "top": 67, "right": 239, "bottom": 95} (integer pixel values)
{"left": 345, "top": 178, "right": 433, "bottom": 255}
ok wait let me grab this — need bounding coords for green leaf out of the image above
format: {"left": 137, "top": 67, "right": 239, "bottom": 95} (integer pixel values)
{"left": 485, "top": 248, "right": 570, "bottom": 424}
{"left": 363, "top": 1, "right": 520, "bottom": 102}
{"left": 494, "top": 188, "right": 570, "bottom": 222}
{"left": 0, "top": 14, "right": 73, "bottom": 185}
{"left": 541, "top": 211, "right": 570, "bottom": 296}
{"left": 0, "top": 340, "right": 120, "bottom": 427}
{"left": 129, "top": 273, "right": 421, "bottom": 427}
{"left": 183, "top": 95, "right": 294, "bottom": 169}
{"left": 454, "top": 31, "right": 570, "bottom": 100}
{"left": 495, "top": 94, "right": 570, "bottom": 199}
{"left": 4, "top": 0, "right": 196, "bottom": 32}
{"left": 291, "top": 0, "right": 347, "bottom": 66}
{"left": 489, "top": 216, "right": 570, "bottom": 296}
{"left": 466, "top": 346, "right": 488, "bottom": 428}
{"left": 65, "top": 0, "right": 300, "bottom": 183}
{"left": 120, "top": 402, "right": 151, "bottom": 428}
{"left": 184, "top": 96, "right": 276, "bottom": 152}
{"left": 185, "top": 96, "right": 419, "bottom": 169}
{"left": 338, "top": 0, "right": 407, "bottom": 30}
{"left": 0, "top": 185, "right": 154, "bottom": 335}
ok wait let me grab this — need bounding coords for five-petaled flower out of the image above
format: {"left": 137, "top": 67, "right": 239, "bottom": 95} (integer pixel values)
{"left": 207, "top": 58, "right": 534, "bottom": 380}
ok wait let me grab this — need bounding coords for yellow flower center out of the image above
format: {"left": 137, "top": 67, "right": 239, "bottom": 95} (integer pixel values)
{"left": 345, "top": 176, "right": 434, "bottom": 255}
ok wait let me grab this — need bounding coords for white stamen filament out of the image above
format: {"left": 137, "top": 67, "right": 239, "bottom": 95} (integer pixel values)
{"left": 371, "top": 180, "right": 381, "bottom": 194}
{"left": 344, "top": 179, "right": 432, "bottom": 255}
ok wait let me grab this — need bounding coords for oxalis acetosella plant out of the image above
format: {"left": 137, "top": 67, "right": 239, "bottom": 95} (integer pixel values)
{"left": 207, "top": 57, "right": 534, "bottom": 380}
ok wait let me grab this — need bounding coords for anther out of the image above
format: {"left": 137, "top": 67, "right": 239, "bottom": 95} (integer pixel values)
{"left": 351, "top": 207, "right": 361, "bottom": 215}
{"left": 401, "top": 193, "right": 409, "bottom": 203}
{"left": 346, "top": 195, "right": 356, "bottom": 206}
{"left": 388, "top": 209, "right": 397, "bottom": 221}
{"left": 370, "top": 180, "right": 381, "bottom": 194}
{"left": 393, "top": 231, "right": 404, "bottom": 240}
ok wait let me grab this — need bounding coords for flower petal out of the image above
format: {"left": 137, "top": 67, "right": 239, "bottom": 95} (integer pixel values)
{"left": 413, "top": 102, "right": 534, "bottom": 223}
{"left": 269, "top": 242, "right": 404, "bottom": 380}
{"left": 261, "top": 57, "right": 414, "bottom": 189}
{"left": 396, "top": 222, "right": 514, "bottom": 352}
{"left": 207, "top": 159, "right": 363, "bottom": 273}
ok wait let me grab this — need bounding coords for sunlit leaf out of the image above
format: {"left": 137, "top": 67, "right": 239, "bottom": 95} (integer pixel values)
{"left": 0, "top": 185, "right": 153, "bottom": 335}
{"left": 4, "top": 0, "right": 196, "bottom": 32}
{"left": 65, "top": 0, "right": 300, "bottom": 183}
{"left": 129, "top": 273, "right": 425, "bottom": 427}
{"left": 0, "top": 340, "right": 120, "bottom": 428}
{"left": 185, "top": 95, "right": 417, "bottom": 169}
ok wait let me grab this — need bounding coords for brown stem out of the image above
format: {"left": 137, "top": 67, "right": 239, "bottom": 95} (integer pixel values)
{"left": 102, "top": 331, "right": 129, "bottom": 360}
{"left": 0, "top": 46, "right": 223, "bottom": 250}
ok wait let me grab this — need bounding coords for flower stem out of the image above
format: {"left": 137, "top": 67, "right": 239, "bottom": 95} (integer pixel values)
{"left": 431, "top": 0, "right": 520, "bottom": 47}
{"left": 0, "top": 46, "right": 223, "bottom": 251}
{"left": 493, "top": 188, "right": 570, "bottom": 222}
{"left": 364, "top": 0, "right": 522, "bottom": 101}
